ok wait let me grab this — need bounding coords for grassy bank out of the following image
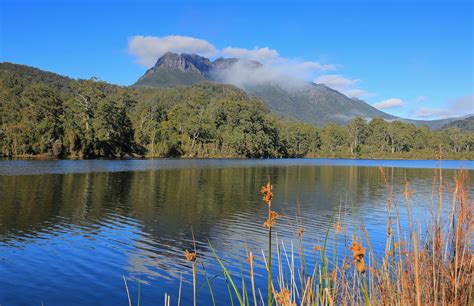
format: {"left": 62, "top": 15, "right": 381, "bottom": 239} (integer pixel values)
{"left": 308, "top": 150, "right": 474, "bottom": 160}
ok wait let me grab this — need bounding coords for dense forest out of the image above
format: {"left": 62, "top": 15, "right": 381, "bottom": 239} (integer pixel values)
{"left": 0, "top": 63, "right": 473, "bottom": 159}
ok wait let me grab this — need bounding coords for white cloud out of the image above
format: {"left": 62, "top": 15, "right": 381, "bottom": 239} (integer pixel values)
{"left": 451, "top": 95, "right": 474, "bottom": 111}
{"left": 220, "top": 47, "right": 336, "bottom": 76}
{"left": 345, "top": 89, "right": 370, "bottom": 99}
{"left": 296, "top": 61, "right": 337, "bottom": 72}
{"left": 372, "top": 98, "right": 404, "bottom": 110}
{"left": 128, "top": 35, "right": 218, "bottom": 67}
{"left": 221, "top": 46, "right": 279, "bottom": 63}
{"left": 415, "top": 108, "right": 446, "bottom": 118}
{"left": 314, "top": 74, "right": 375, "bottom": 98}
{"left": 213, "top": 62, "right": 272, "bottom": 88}
{"left": 414, "top": 95, "right": 474, "bottom": 119}
{"left": 314, "top": 74, "right": 359, "bottom": 88}
{"left": 220, "top": 47, "right": 336, "bottom": 74}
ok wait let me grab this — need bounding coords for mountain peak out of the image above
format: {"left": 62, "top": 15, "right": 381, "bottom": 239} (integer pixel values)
{"left": 156, "top": 52, "right": 181, "bottom": 64}
{"left": 147, "top": 52, "right": 196, "bottom": 73}
{"left": 148, "top": 53, "right": 263, "bottom": 75}
{"left": 141, "top": 52, "right": 213, "bottom": 79}
{"left": 181, "top": 53, "right": 212, "bottom": 73}
{"left": 161, "top": 51, "right": 179, "bottom": 58}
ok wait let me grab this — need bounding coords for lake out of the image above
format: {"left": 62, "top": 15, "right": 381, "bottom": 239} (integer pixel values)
{"left": 0, "top": 159, "right": 472, "bottom": 306}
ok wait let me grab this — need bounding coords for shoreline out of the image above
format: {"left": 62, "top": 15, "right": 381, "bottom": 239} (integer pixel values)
{"left": 1, "top": 154, "right": 473, "bottom": 161}
{"left": 1, "top": 157, "right": 473, "bottom": 176}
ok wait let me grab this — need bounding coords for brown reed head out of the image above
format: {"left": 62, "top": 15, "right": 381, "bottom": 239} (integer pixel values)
{"left": 260, "top": 181, "right": 273, "bottom": 206}
{"left": 350, "top": 241, "right": 366, "bottom": 273}
{"left": 263, "top": 210, "right": 281, "bottom": 229}
{"left": 184, "top": 249, "right": 197, "bottom": 262}
{"left": 275, "top": 288, "right": 295, "bottom": 306}
{"left": 246, "top": 253, "right": 255, "bottom": 265}
{"left": 298, "top": 227, "right": 304, "bottom": 240}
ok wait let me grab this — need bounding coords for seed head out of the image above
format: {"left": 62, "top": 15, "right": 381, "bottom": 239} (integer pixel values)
{"left": 298, "top": 227, "right": 304, "bottom": 240}
{"left": 275, "top": 288, "right": 295, "bottom": 306}
{"left": 350, "top": 241, "right": 366, "bottom": 273}
{"left": 263, "top": 210, "right": 281, "bottom": 229}
{"left": 184, "top": 249, "right": 197, "bottom": 262}
{"left": 246, "top": 253, "right": 255, "bottom": 265}
{"left": 260, "top": 182, "right": 273, "bottom": 206}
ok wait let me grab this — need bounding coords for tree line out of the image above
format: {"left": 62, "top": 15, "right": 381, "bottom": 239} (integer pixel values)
{"left": 0, "top": 69, "right": 472, "bottom": 159}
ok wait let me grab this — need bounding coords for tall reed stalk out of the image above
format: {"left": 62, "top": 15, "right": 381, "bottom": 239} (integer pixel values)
{"left": 261, "top": 179, "right": 280, "bottom": 305}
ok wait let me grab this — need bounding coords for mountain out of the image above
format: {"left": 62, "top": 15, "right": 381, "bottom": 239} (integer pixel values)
{"left": 441, "top": 116, "right": 474, "bottom": 132}
{"left": 0, "top": 62, "right": 74, "bottom": 95}
{"left": 133, "top": 52, "right": 462, "bottom": 128}
{"left": 241, "top": 82, "right": 398, "bottom": 125}
{"left": 135, "top": 53, "right": 209, "bottom": 87}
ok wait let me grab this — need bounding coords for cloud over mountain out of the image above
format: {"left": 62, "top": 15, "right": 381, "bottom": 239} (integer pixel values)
{"left": 372, "top": 98, "right": 404, "bottom": 110}
{"left": 314, "top": 74, "right": 373, "bottom": 99}
{"left": 415, "top": 95, "right": 473, "bottom": 119}
{"left": 221, "top": 46, "right": 279, "bottom": 63}
{"left": 128, "top": 35, "right": 336, "bottom": 80}
{"left": 315, "top": 74, "right": 359, "bottom": 88}
{"left": 415, "top": 108, "right": 446, "bottom": 118}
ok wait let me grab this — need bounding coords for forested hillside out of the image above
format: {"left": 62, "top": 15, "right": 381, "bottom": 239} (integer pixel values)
{"left": 442, "top": 116, "right": 474, "bottom": 132}
{"left": 1, "top": 63, "right": 473, "bottom": 159}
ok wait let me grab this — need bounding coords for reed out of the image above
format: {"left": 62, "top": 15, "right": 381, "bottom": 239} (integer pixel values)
{"left": 261, "top": 179, "right": 280, "bottom": 306}
{"left": 125, "top": 169, "right": 472, "bottom": 305}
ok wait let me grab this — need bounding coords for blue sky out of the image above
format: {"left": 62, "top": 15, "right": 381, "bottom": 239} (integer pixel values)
{"left": 1, "top": 0, "right": 472, "bottom": 119}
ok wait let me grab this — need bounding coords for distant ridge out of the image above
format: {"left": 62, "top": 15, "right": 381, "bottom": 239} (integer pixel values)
{"left": 441, "top": 116, "right": 474, "bottom": 132}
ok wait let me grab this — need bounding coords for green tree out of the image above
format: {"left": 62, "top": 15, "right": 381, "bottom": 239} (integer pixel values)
{"left": 132, "top": 101, "right": 168, "bottom": 156}
{"left": 348, "top": 117, "right": 368, "bottom": 155}
{"left": 93, "top": 90, "right": 137, "bottom": 157}
{"left": 366, "top": 117, "right": 390, "bottom": 153}
{"left": 64, "top": 78, "right": 107, "bottom": 157}
{"left": 278, "top": 121, "right": 320, "bottom": 157}
{"left": 18, "top": 84, "right": 64, "bottom": 155}
{"left": 321, "top": 123, "right": 349, "bottom": 154}
{"left": 162, "top": 96, "right": 215, "bottom": 157}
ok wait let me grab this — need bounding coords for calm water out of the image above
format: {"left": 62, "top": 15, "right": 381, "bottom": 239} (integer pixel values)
{"left": 0, "top": 159, "right": 472, "bottom": 306}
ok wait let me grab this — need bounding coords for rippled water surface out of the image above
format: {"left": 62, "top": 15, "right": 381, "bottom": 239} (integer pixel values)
{"left": 0, "top": 159, "right": 472, "bottom": 305}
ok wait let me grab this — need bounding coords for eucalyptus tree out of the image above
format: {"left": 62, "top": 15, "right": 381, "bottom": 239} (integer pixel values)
{"left": 19, "top": 83, "right": 64, "bottom": 155}
{"left": 348, "top": 117, "right": 368, "bottom": 155}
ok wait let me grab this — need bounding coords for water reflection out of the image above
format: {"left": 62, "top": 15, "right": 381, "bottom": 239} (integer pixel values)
{"left": 0, "top": 162, "right": 471, "bottom": 306}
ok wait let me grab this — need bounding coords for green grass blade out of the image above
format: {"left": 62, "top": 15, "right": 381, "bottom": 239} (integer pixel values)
{"left": 208, "top": 239, "right": 244, "bottom": 305}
